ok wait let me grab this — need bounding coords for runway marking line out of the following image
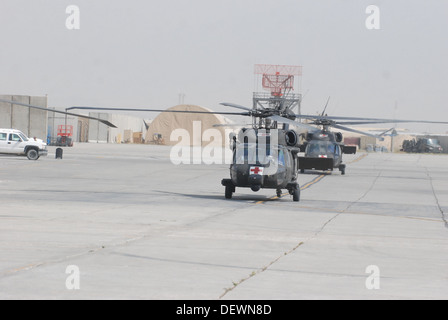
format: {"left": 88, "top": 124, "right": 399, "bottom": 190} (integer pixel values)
{"left": 255, "top": 153, "right": 368, "bottom": 204}
{"left": 348, "top": 153, "right": 368, "bottom": 164}
{"left": 255, "top": 173, "right": 327, "bottom": 204}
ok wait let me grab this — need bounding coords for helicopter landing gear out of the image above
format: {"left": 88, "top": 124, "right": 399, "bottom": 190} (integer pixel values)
{"left": 222, "top": 179, "right": 235, "bottom": 199}
{"left": 225, "top": 185, "right": 233, "bottom": 199}
{"left": 287, "top": 183, "right": 301, "bottom": 202}
{"left": 339, "top": 164, "right": 346, "bottom": 175}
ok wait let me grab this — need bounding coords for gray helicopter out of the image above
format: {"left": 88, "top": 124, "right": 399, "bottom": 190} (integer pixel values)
{"left": 3, "top": 98, "right": 447, "bottom": 201}
{"left": 219, "top": 98, "right": 448, "bottom": 190}
{"left": 218, "top": 102, "right": 313, "bottom": 202}
{"left": 290, "top": 101, "right": 448, "bottom": 175}
{"left": 0, "top": 98, "right": 308, "bottom": 201}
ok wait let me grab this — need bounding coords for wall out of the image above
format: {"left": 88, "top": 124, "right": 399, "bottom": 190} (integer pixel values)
{"left": 88, "top": 112, "right": 109, "bottom": 143}
{"left": 0, "top": 95, "right": 47, "bottom": 139}
{"left": 47, "top": 110, "right": 79, "bottom": 144}
{"left": 88, "top": 112, "right": 147, "bottom": 143}
{"left": 360, "top": 136, "right": 377, "bottom": 150}
{"left": 109, "top": 114, "right": 147, "bottom": 143}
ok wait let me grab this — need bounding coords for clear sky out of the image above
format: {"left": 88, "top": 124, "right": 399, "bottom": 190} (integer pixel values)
{"left": 1, "top": 0, "right": 447, "bottom": 133}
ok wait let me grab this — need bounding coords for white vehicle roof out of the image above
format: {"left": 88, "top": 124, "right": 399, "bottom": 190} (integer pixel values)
{"left": 0, "top": 129, "right": 26, "bottom": 134}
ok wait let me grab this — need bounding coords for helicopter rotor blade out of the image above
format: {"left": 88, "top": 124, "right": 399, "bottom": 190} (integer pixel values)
{"left": 269, "top": 115, "right": 319, "bottom": 132}
{"left": 0, "top": 99, "right": 118, "bottom": 128}
{"left": 378, "top": 127, "right": 395, "bottom": 136}
{"left": 331, "top": 124, "right": 382, "bottom": 139}
{"left": 295, "top": 113, "right": 448, "bottom": 125}
{"left": 67, "top": 106, "right": 250, "bottom": 117}
{"left": 333, "top": 120, "right": 400, "bottom": 125}
{"left": 212, "top": 123, "right": 249, "bottom": 128}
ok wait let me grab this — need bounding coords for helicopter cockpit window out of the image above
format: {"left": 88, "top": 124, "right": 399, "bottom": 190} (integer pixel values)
{"left": 308, "top": 143, "right": 321, "bottom": 154}
{"left": 334, "top": 145, "right": 340, "bottom": 156}
{"left": 307, "top": 141, "right": 341, "bottom": 156}
{"left": 278, "top": 149, "right": 285, "bottom": 166}
{"left": 234, "top": 144, "right": 277, "bottom": 165}
{"left": 307, "top": 142, "right": 327, "bottom": 154}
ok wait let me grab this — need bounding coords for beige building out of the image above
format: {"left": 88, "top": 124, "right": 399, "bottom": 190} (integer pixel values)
{"left": 145, "top": 105, "right": 235, "bottom": 147}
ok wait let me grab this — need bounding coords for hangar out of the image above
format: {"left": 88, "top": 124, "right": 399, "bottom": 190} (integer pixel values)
{"left": 144, "top": 104, "right": 235, "bottom": 147}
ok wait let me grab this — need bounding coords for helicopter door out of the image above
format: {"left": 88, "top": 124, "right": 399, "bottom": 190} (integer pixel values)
{"left": 277, "top": 148, "right": 288, "bottom": 181}
{"left": 278, "top": 149, "right": 285, "bottom": 167}
{"left": 334, "top": 144, "right": 341, "bottom": 163}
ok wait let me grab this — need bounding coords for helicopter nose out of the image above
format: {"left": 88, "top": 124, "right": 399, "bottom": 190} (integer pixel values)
{"left": 249, "top": 174, "right": 263, "bottom": 192}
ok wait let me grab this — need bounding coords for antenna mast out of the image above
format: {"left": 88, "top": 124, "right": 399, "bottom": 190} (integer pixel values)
{"left": 253, "top": 64, "right": 303, "bottom": 128}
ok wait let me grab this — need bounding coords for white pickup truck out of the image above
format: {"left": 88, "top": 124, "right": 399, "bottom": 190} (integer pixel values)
{"left": 0, "top": 129, "right": 48, "bottom": 160}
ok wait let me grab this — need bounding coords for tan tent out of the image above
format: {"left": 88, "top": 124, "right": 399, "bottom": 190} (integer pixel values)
{"left": 145, "top": 104, "right": 235, "bottom": 147}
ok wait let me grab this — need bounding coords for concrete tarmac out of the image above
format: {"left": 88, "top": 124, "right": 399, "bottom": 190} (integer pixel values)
{"left": 0, "top": 144, "right": 447, "bottom": 299}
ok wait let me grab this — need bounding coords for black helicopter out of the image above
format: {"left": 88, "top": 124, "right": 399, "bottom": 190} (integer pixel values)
{"left": 297, "top": 119, "right": 401, "bottom": 175}
{"left": 297, "top": 120, "right": 397, "bottom": 175}
{"left": 0, "top": 98, "right": 309, "bottom": 201}
{"left": 218, "top": 101, "right": 313, "bottom": 202}
{"left": 217, "top": 98, "right": 448, "bottom": 193}
{"left": 290, "top": 103, "right": 448, "bottom": 175}
{"left": 2, "top": 98, "right": 447, "bottom": 202}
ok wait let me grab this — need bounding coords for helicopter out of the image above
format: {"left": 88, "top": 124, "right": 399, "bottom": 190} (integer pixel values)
{"left": 294, "top": 101, "right": 385, "bottom": 175}
{"left": 296, "top": 118, "right": 397, "bottom": 175}
{"left": 216, "top": 98, "right": 448, "bottom": 191}
{"left": 74, "top": 100, "right": 311, "bottom": 201}
{"left": 273, "top": 97, "right": 448, "bottom": 175}
{"left": 2, "top": 98, "right": 448, "bottom": 202}
{"left": 217, "top": 101, "right": 314, "bottom": 202}
{"left": 0, "top": 97, "right": 309, "bottom": 201}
